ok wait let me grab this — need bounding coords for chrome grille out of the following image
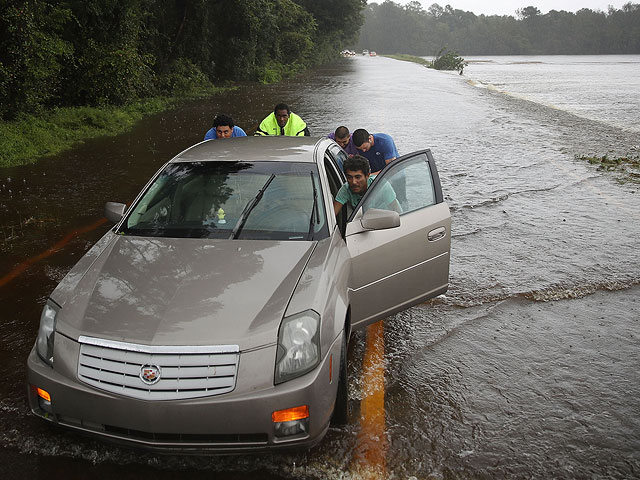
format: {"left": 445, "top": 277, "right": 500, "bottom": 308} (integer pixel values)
{"left": 77, "top": 336, "right": 239, "bottom": 400}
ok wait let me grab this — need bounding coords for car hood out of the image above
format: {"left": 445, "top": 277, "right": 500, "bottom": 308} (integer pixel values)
{"left": 54, "top": 235, "right": 315, "bottom": 350}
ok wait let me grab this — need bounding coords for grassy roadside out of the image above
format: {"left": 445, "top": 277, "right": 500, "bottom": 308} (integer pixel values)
{"left": 385, "top": 51, "right": 467, "bottom": 72}
{"left": 0, "top": 87, "right": 228, "bottom": 169}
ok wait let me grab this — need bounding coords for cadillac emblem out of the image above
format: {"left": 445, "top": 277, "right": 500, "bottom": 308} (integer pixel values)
{"left": 140, "top": 364, "right": 161, "bottom": 385}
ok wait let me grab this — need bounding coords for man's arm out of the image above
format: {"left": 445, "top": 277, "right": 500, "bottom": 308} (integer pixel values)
{"left": 370, "top": 136, "right": 397, "bottom": 174}
{"left": 387, "top": 198, "right": 402, "bottom": 213}
{"left": 383, "top": 142, "right": 396, "bottom": 165}
{"left": 334, "top": 182, "right": 352, "bottom": 216}
{"left": 374, "top": 179, "right": 401, "bottom": 213}
{"left": 370, "top": 156, "right": 395, "bottom": 173}
{"left": 382, "top": 134, "right": 398, "bottom": 165}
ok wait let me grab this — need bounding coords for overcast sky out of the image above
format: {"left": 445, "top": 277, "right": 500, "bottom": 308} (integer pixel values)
{"left": 395, "top": 1, "right": 628, "bottom": 16}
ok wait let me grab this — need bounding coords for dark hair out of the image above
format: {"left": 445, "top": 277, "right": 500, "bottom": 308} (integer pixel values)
{"left": 212, "top": 114, "right": 235, "bottom": 128}
{"left": 352, "top": 128, "right": 370, "bottom": 147}
{"left": 274, "top": 103, "right": 290, "bottom": 115}
{"left": 343, "top": 155, "right": 371, "bottom": 176}
{"left": 334, "top": 126, "right": 349, "bottom": 139}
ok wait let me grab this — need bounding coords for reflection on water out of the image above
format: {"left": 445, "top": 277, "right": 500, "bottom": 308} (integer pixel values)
{"left": 1, "top": 55, "right": 639, "bottom": 478}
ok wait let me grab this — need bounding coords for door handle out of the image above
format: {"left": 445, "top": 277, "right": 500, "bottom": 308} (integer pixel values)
{"left": 427, "top": 226, "right": 446, "bottom": 241}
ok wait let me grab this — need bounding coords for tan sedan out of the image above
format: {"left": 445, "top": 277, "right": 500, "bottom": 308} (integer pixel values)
{"left": 27, "top": 136, "right": 450, "bottom": 453}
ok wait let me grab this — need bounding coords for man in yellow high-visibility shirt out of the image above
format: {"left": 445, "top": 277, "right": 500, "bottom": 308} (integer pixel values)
{"left": 255, "top": 103, "right": 310, "bottom": 136}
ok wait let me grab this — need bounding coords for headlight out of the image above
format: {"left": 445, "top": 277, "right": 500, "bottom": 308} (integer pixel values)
{"left": 36, "top": 301, "right": 59, "bottom": 366}
{"left": 275, "top": 310, "right": 320, "bottom": 384}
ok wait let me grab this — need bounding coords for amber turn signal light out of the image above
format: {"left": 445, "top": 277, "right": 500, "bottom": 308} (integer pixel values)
{"left": 272, "top": 405, "right": 309, "bottom": 423}
{"left": 37, "top": 388, "right": 51, "bottom": 402}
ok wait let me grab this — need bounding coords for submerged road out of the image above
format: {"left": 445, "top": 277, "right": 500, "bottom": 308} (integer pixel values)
{"left": 1, "top": 56, "right": 639, "bottom": 479}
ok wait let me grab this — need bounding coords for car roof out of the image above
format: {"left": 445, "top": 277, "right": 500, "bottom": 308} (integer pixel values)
{"left": 172, "top": 136, "right": 330, "bottom": 164}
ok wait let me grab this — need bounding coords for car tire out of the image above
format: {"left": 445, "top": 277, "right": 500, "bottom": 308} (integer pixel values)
{"left": 331, "top": 332, "right": 349, "bottom": 426}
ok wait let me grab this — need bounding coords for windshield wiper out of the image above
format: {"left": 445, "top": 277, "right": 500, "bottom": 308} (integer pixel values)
{"left": 307, "top": 171, "right": 320, "bottom": 240}
{"left": 229, "top": 173, "right": 276, "bottom": 239}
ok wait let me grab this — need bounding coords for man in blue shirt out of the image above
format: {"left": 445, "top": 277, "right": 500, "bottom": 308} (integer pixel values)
{"left": 204, "top": 114, "right": 247, "bottom": 140}
{"left": 352, "top": 128, "right": 399, "bottom": 174}
{"left": 352, "top": 128, "right": 406, "bottom": 205}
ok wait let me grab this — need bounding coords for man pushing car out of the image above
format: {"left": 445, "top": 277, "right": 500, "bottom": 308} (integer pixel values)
{"left": 333, "top": 155, "right": 400, "bottom": 216}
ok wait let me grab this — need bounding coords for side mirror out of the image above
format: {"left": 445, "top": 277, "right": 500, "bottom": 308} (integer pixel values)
{"left": 105, "top": 202, "right": 126, "bottom": 223}
{"left": 360, "top": 208, "right": 400, "bottom": 230}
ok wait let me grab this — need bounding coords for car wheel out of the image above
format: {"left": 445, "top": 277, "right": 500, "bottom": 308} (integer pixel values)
{"left": 331, "top": 333, "right": 349, "bottom": 426}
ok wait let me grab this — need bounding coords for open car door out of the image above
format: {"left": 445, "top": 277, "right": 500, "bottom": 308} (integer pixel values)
{"left": 346, "top": 150, "right": 451, "bottom": 329}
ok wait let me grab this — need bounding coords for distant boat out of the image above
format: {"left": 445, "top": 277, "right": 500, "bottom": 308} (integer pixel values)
{"left": 362, "top": 49, "right": 369, "bottom": 56}
{"left": 370, "top": 51, "right": 377, "bottom": 57}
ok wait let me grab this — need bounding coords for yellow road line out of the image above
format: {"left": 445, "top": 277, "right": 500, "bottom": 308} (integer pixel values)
{"left": 355, "top": 320, "right": 387, "bottom": 477}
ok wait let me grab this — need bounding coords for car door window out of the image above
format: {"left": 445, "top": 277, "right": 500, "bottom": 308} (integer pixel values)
{"left": 360, "top": 152, "right": 436, "bottom": 215}
{"left": 328, "top": 145, "right": 348, "bottom": 172}
{"left": 323, "top": 154, "right": 343, "bottom": 197}
{"left": 324, "top": 153, "right": 347, "bottom": 230}
{"left": 359, "top": 177, "right": 401, "bottom": 214}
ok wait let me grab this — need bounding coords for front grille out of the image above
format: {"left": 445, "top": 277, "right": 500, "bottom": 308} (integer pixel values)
{"left": 77, "top": 336, "right": 239, "bottom": 400}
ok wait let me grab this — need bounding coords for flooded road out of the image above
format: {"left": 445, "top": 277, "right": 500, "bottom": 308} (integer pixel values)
{"left": 1, "top": 55, "right": 639, "bottom": 479}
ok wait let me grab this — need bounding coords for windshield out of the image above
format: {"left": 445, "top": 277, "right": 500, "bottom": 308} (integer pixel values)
{"left": 120, "top": 161, "right": 328, "bottom": 240}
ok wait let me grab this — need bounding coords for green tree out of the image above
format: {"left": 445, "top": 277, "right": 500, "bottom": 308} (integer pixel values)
{"left": 0, "top": 0, "right": 365, "bottom": 119}
{"left": 60, "top": 0, "right": 154, "bottom": 105}
{"left": 293, "top": 0, "right": 365, "bottom": 62}
{"left": 0, "top": 0, "right": 72, "bottom": 118}
{"left": 356, "top": 2, "right": 640, "bottom": 56}
{"left": 516, "top": 6, "right": 541, "bottom": 19}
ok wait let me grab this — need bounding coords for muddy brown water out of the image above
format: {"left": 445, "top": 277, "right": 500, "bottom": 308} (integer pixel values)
{"left": 1, "top": 57, "right": 639, "bottom": 479}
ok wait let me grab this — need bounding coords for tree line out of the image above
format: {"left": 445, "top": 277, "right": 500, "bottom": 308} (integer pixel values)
{"left": 0, "top": 0, "right": 365, "bottom": 121}
{"left": 355, "top": 1, "right": 640, "bottom": 57}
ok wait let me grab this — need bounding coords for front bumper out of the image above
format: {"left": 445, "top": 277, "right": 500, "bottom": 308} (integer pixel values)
{"left": 27, "top": 334, "right": 342, "bottom": 454}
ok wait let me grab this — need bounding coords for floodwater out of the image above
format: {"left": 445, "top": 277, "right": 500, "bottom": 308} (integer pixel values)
{"left": 1, "top": 55, "right": 639, "bottom": 479}
{"left": 463, "top": 55, "right": 640, "bottom": 134}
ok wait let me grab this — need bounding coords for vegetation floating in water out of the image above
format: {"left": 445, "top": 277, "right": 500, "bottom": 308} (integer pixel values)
{"left": 576, "top": 154, "right": 640, "bottom": 185}
{"left": 430, "top": 47, "right": 467, "bottom": 73}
